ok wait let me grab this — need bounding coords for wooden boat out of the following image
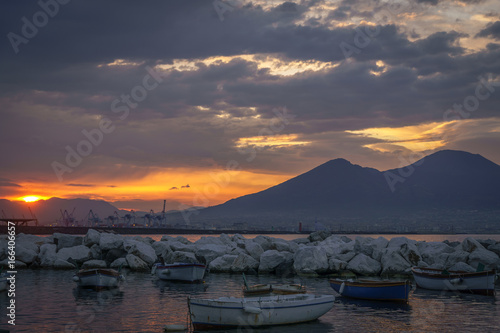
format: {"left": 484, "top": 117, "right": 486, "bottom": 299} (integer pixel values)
{"left": 329, "top": 278, "right": 411, "bottom": 302}
{"left": 151, "top": 262, "right": 206, "bottom": 282}
{"left": 72, "top": 268, "right": 124, "bottom": 289}
{"left": 188, "top": 294, "right": 335, "bottom": 330}
{"left": 243, "top": 283, "right": 306, "bottom": 296}
{"left": 411, "top": 267, "right": 496, "bottom": 296}
{"left": 241, "top": 273, "right": 306, "bottom": 296}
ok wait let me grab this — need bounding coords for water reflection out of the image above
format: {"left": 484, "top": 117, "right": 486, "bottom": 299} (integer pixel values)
{"left": 153, "top": 278, "right": 209, "bottom": 294}
{"left": 9, "top": 270, "right": 500, "bottom": 332}
{"left": 72, "top": 286, "right": 124, "bottom": 303}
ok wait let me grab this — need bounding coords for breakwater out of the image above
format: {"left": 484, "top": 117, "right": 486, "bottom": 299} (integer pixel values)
{"left": 1, "top": 230, "right": 500, "bottom": 276}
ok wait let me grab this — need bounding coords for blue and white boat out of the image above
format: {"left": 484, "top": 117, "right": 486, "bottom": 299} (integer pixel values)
{"left": 329, "top": 278, "right": 411, "bottom": 302}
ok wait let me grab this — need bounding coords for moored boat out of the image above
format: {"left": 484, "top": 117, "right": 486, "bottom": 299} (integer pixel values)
{"left": 411, "top": 267, "right": 496, "bottom": 296}
{"left": 72, "top": 268, "right": 124, "bottom": 289}
{"left": 329, "top": 278, "right": 411, "bottom": 302}
{"left": 187, "top": 294, "right": 335, "bottom": 330}
{"left": 152, "top": 262, "right": 206, "bottom": 282}
{"left": 243, "top": 283, "right": 306, "bottom": 296}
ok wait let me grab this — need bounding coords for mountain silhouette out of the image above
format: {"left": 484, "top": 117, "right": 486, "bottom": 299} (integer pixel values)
{"left": 174, "top": 150, "right": 500, "bottom": 228}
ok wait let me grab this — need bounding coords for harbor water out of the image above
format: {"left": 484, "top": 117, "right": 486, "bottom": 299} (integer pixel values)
{"left": 2, "top": 234, "right": 500, "bottom": 332}
{"left": 1, "top": 269, "right": 500, "bottom": 332}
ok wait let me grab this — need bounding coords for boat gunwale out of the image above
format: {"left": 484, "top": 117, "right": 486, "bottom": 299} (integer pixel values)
{"left": 411, "top": 267, "right": 496, "bottom": 278}
{"left": 329, "top": 278, "right": 411, "bottom": 288}
{"left": 154, "top": 263, "right": 206, "bottom": 269}
{"left": 76, "top": 269, "right": 121, "bottom": 278}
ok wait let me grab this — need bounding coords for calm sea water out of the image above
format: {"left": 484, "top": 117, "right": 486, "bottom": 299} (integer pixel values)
{"left": 2, "top": 234, "right": 499, "bottom": 332}
{"left": 2, "top": 270, "right": 500, "bottom": 332}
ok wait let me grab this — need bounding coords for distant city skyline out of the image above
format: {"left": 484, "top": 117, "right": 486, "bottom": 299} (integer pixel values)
{"left": 1, "top": 0, "right": 499, "bottom": 212}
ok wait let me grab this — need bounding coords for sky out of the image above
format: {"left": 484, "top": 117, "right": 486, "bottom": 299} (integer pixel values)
{"left": 1, "top": 0, "right": 499, "bottom": 212}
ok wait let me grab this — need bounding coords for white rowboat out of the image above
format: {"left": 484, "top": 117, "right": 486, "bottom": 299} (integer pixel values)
{"left": 152, "top": 263, "right": 206, "bottom": 282}
{"left": 188, "top": 294, "right": 335, "bottom": 330}
{"left": 411, "top": 267, "right": 496, "bottom": 296}
{"left": 73, "top": 268, "right": 124, "bottom": 289}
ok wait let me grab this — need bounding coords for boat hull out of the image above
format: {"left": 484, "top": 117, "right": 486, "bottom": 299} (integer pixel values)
{"left": 153, "top": 263, "right": 206, "bottom": 282}
{"left": 73, "top": 269, "right": 122, "bottom": 289}
{"left": 188, "top": 294, "right": 335, "bottom": 330}
{"left": 243, "top": 284, "right": 306, "bottom": 296}
{"left": 411, "top": 267, "right": 496, "bottom": 296}
{"left": 329, "top": 279, "right": 411, "bottom": 302}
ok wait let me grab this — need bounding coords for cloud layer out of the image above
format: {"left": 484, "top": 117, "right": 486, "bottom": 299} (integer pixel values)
{"left": 1, "top": 0, "right": 499, "bottom": 209}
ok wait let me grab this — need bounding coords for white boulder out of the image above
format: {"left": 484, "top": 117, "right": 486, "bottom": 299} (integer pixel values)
{"left": 244, "top": 240, "right": 264, "bottom": 260}
{"left": 293, "top": 247, "right": 329, "bottom": 274}
{"left": 195, "top": 244, "right": 229, "bottom": 265}
{"left": 53, "top": 259, "right": 76, "bottom": 269}
{"left": 461, "top": 237, "right": 484, "bottom": 253}
{"left": 467, "top": 248, "right": 500, "bottom": 270}
{"left": 308, "top": 231, "right": 332, "bottom": 242}
{"left": 57, "top": 245, "right": 92, "bottom": 264}
{"left": 230, "top": 253, "right": 259, "bottom": 272}
{"left": 346, "top": 253, "right": 381, "bottom": 276}
{"left": 99, "top": 233, "right": 124, "bottom": 251}
{"left": 39, "top": 243, "right": 58, "bottom": 267}
{"left": 126, "top": 254, "right": 149, "bottom": 271}
{"left": 253, "top": 236, "right": 273, "bottom": 251}
{"left": 487, "top": 243, "right": 500, "bottom": 256}
{"left": 444, "top": 250, "right": 469, "bottom": 269}
{"left": 164, "top": 251, "right": 198, "bottom": 264}
{"left": 54, "top": 233, "right": 83, "bottom": 250}
{"left": 259, "top": 250, "right": 290, "bottom": 273}
{"left": 380, "top": 248, "right": 411, "bottom": 275}
{"left": 335, "top": 251, "right": 356, "bottom": 262}
{"left": 83, "top": 229, "right": 101, "bottom": 247}
{"left": 152, "top": 241, "right": 171, "bottom": 257}
{"left": 16, "top": 234, "right": 51, "bottom": 246}
{"left": 449, "top": 262, "right": 475, "bottom": 272}
{"left": 209, "top": 254, "right": 237, "bottom": 272}
{"left": 15, "top": 245, "right": 38, "bottom": 264}
{"left": 123, "top": 239, "right": 157, "bottom": 266}
{"left": 328, "top": 258, "right": 348, "bottom": 272}
{"left": 219, "top": 234, "right": 235, "bottom": 247}
{"left": 90, "top": 244, "right": 102, "bottom": 260}
{"left": 418, "top": 242, "right": 454, "bottom": 265}
{"left": 110, "top": 257, "right": 129, "bottom": 268}
{"left": 168, "top": 241, "right": 196, "bottom": 253}
{"left": 81, "top": 260, "right": 107, "bottom": 269}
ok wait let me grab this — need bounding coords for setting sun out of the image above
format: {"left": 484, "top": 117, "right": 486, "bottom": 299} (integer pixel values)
{"left": 22, "top": 196, "right": 42, "bottom": 203}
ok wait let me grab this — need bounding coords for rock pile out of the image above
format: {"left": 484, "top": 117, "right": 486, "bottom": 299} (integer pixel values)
{"left": 1, "top": 230, "right": 500, "bottom": 276}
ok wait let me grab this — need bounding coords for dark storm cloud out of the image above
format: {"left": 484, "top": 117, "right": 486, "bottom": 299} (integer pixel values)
{"left": 1, "top": 0, "right": 499, "bottom": 181}
{"left": 476, "top": 21, "right": 500, "bottom": 40}
{"left": 0, "top": 178, "right": 21, "bottom": 187}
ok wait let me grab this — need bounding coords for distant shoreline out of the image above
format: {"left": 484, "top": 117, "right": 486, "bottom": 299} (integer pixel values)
{"left": 0, "top": 225, "right": 493, "bottom": 236}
